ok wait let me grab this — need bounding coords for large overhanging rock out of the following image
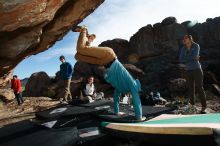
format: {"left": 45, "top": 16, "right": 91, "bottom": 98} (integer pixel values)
{"left": 0, "top": 0, "right": 104, "bottom": 87}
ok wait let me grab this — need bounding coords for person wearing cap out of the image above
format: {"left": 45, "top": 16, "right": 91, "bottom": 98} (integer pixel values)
{"left": 59, "top": 55, "right": 73, "bottom": 103}
{"left": 179, "top": 35, "right": 207, "bottom": 113}
{"left": 73, "top": 26, "right": 145, "bottom": 121}
{"left": 11, "top": 75, "right": 24, "bottom": 105}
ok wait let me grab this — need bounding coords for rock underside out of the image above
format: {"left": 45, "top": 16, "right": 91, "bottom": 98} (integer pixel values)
{"left": 0, "top": 0, "right": 104, "bottom": 87}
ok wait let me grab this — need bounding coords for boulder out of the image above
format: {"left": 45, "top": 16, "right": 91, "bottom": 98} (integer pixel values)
{"left": 55, "top": 71, "right": 61, "bottom": 81}
{"left": 185, "top": 17, "right": 220, "bottom": 47}
{"left": 0, "top": 0, "right": 104, "bottom": 87}
{"left": 99, "top": 39, "right": 130, "bottom": 63}
{"left": 211, "top": 84, "right": 220, "bottom": 96}
{"left": 53, "top": 79, "right": 82, "bottom": 99}
{"left": 127, "top": 16, "right": 220, "bottom": 97}
{"left": 161, "top": 17, "right": 177, "bottom": 25}
{"left": 70, "top": 80, "right": 82, "bottom": 97}
{"left": 73, "top": 61, "right": 105, "bottom": 81}
{"left": 0, "top": 88, "right": 15, "bottom": 102}
{"left": 130, "top": 25, "right": 155, "bottom": 59}
{"left": 24, "top": 72, "right": 51, "bottom": 97}
{"left": 123, "top": 64, "right": 145, "bottom": 79}
{"left": 204, "top": 71, "right": 219, "bottom": 85}
{"left": 0, "top": 70, "right": 13, "bottom": 88}
{"left": 129, "top": 18, "right": 187, "bottom": 60}
{"left": 169, "top": 78, "right": 187, "bottom": 98}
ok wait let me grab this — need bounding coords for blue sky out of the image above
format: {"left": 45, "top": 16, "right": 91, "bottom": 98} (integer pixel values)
{"left": 14, "top": 0, "right": 220, "bottom": 79}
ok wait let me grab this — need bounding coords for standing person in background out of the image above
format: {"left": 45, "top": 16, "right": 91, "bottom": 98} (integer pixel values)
{"left": 59, "top": 55, "right": 73, "bottom": 103}
{"left": 11, "top": 75, "right": 24, "bottom": 105}
{"left": 179, "top": 35, "right": 207, "bottom": 113}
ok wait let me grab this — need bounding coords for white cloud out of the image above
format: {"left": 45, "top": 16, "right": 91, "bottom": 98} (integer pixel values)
{"left": 32, "top": 46, "right": 76, "bottom": 62}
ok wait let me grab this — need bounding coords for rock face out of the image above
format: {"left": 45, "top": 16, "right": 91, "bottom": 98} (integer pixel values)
{"left": 0, "top": 71, "right": 13, "bottom": 87}
{"left": 129, "top": 19, "right": 187, "bottom": 59}
{"left": 50, "top": 79, "right": 83, "bottom": 99}
{"left": 0, "top": 89, "right": 15, "bottom": 102}
{"left": 24, "top": 72, "right": 51, "bottom": 97}
{"left": 99, "top": 39, "right": 131, "bottom": 63}
{"left": 73, "top": 62, "right": 105, "bottom": 81}
{"left": 0, "top": 0, "right": 104, "bottom": 87}
{"left": 123, "top": 64, "right": 145, "bottom": 79}
{"left": 129, "top": 17, "right": 220, "bottom": 96}
{"left": 169, "top": 78, "right": 187, "bottom": 98}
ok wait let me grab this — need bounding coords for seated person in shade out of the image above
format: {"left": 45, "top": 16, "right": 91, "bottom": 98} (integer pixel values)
{"left": 81, "top": 76, "right": 104, "bottom": 103}
{"left": 140, "top": 92, "right": 167, "bottom": 106}
{"left": 151, "top": 92, "right": 167, "bottom": 105}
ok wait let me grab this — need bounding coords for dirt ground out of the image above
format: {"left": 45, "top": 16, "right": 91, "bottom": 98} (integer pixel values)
{"left": 0, "top": 97, "right": 60, "bottom": 127}
{"left": 175, "top": 98, "right": 220, "bottom": 114}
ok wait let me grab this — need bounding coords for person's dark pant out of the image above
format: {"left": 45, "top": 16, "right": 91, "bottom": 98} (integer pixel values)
{"left": 14, "top": 92, "right": 24, "bottom": 105}
{"left": 185, "top": 69, "right": 207, "bottom": 108}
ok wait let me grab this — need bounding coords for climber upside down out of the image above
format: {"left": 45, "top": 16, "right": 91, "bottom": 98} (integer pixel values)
{"left": 74, "top": 26, "right": 145, "bottom": 121}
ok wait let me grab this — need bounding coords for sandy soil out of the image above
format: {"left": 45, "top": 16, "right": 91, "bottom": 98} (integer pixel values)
{"left": 0, "top": 97, "right": 60, "bottom": 127}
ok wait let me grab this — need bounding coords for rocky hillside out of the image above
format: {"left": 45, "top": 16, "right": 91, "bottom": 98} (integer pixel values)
{"left": 21, "top": 78, "right": 29, "bottom": 87}
{"left": 74, "top": 17, "right": 220, "bottom": 98}
{"left": 0, "top": 0, "right": 104, "bottom": 87}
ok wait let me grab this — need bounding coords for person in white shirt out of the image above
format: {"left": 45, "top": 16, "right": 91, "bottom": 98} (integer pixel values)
{"left": 81, "top": 76, "right": 104, "bottom": 103}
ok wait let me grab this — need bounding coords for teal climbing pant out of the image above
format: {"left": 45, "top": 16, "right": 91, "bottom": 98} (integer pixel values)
{"left": 104, "top": 59, "right": 142, "bottom": 119}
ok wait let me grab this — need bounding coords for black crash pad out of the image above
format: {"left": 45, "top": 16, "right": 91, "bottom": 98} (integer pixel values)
{"left": 113, "top": 105, "right": 175, "bottom": 117}
{"left": 0, "top": 120, "right": 79, "bottom": 146}
{"left": 36, "top": 105, "right": 108, "bottom": 120}
{"left": 142, "top": 106, "right": 175, "bottom": 117}
{"left": 74, "top": 99, "right": 174, "bottom": 117}
{"left": 97, "top": 105, "right": 175, "bottom": 123}
{"left": 98, "top": 113, "right": 143, "bottom": 123}
{"left": 52, "top": 116, "right": 101, "bottom": 129}
{"left": 35, "top": 105, "right": 67, "bottom": 120}
{"left": 71, "top": 99, "right": 113, "bottom": 108}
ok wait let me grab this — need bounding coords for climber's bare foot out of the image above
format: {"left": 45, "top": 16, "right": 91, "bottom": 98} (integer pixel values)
{"left": 72, "top": 25, "right": 87, "bottom": 32}
{"left": 72, "top": 26, "right": 81, "bottom": 32}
